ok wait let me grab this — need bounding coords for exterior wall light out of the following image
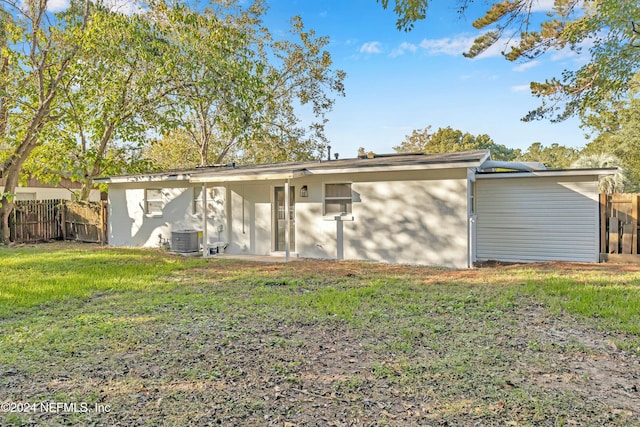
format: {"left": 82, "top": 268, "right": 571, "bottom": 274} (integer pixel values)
{"left": 300, "top": 185, "right": 308, "bottom": 198}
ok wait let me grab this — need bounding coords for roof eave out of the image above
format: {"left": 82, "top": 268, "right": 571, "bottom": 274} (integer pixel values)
{"left": 189, "top": 170, "right": 308, "bottom": 183}
{"left": 308, "top": 159, "right": 489, "bottom": 176}
{"left": 475, "top": 168, "right": 618, "bottom": 179}
{"left": 93, "top": 173, "right": 193, "bottom": 184}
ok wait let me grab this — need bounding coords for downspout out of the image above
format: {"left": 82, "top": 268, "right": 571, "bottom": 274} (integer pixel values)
{"left": 284, "top": 179, "right": 290, "bottom": 262}
{"left": 225, "top": 185, "right": 231, "bottom": 249}
{"left": 202, "top": 183, "right": 208, "bottom": 258}
{"left": 466, "top": 168, "right": 477, "bottom": 268}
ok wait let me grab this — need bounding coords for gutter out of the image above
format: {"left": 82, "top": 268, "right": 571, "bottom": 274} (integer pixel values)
{"left": 476, "top": 168, "right": 617, "bottom": 179}
{"left": 478, "top": 160, "right": 546, "bottom": 172}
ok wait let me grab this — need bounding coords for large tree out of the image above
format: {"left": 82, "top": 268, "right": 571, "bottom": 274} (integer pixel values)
{"left": 0, "top": 0, "right": 90, "bottom": 242}
{"left": 25, "top": 4, "right": 175, "bottom": 200}
{"left": 145, "top": 0, "right": 345, "bottom": 168}
{"left": 516, "top": 142, "right": 578, "bottom": 169}
{"left": 378, "top": 0, "right": 640, "bottom": 123}
{"left": 393, "top": 125, "right": 519, "bottom": 160}
{"left": 581, "top": 96, "right": 640, "bottom": 190}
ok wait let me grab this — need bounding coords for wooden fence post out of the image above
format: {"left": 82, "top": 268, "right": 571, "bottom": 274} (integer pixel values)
{"left": 60, "top": 200, "right": 67, "bottom": 240}
{"left": 633, "top": 195, "right": 638, "bottom": 255}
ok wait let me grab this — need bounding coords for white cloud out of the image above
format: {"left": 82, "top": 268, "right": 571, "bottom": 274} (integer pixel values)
{"left": 530, "top": 0, "right": 556, "bottom": 12}
{"left": 104, "top": 0, "right": 146, "bottom": 15}
{"left": 511, "top": 84, "right": 531, "bottom": 92}
{"left": 47, "top": 0, "right": 70, "bottom": 12}
{"left": 513, "top": 60, "right": 540, "bottom": 72}
{"left": 416, "top": 34, "right": 518, "bottom": 59}
{"left": 360, "top": 41, "right": 383, "bottom": 54}
{"left": 390, "top": 42, "right": 417, "bottom": 58}
{"left": 418, "top": 36, "right": 475, "bottom": 56}
{"left": 42, "top": 0, "right": 144, "bottom": 14}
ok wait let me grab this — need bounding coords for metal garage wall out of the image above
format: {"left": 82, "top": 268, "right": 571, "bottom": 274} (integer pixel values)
{"left": 475, "top": 176, "right": 600, "bottom": 263}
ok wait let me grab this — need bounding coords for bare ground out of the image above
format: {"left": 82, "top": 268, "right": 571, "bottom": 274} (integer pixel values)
{"left": 1, "top": 258, "right": 639, "bottom": 426}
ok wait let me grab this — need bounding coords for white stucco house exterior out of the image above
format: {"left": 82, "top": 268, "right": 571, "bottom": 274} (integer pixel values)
{"left": 95, "top": 150, "right": 613, "bottom": 268}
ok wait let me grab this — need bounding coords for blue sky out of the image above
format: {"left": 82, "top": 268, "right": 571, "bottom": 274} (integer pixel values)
{"left": 261, "top": 0, "right": 590, "bottom": 158}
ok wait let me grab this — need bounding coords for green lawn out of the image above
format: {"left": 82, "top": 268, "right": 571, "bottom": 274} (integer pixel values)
{"left": 1, "top": 244, "right": 639, "bottom": 426}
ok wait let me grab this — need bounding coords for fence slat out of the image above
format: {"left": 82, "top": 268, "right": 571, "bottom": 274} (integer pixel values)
{"left": 609, "top": 217, "right": 619, "bottom": 254}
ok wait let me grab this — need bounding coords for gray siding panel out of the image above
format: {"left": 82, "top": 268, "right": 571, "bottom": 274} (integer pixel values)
{"left": 476, "top": 177, "right": 599, "bottom": 263}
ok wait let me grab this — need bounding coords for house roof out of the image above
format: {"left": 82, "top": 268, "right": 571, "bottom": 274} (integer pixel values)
{"left": 94, "top": 149, "right": 616, "bottom": 184}
{"left": 95, "top": 150, "right": 492, "bottom": 184}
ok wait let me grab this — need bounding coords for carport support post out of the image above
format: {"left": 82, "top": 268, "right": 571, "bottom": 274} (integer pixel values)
{"left": 202, "top": 183, "right": 208, "bottom": 257}
{"left": 284, "top": 179, "right": 290, "bottom": 262}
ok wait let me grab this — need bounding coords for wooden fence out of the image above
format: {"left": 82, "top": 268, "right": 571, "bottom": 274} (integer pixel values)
{"left": 61, "top": 200, "right": 107, "bottom": 243}
{"left": 600, "top": 193, "right": 639, "bottom": 262}
{"left": 5, "top": 200, "right": 107, "bottom": 244}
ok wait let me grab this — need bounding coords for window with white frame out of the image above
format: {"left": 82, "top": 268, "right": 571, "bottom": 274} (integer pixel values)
{"left": 193, "top": 187, "right": 202, "bottom": 214}
{"left": 324, "top": 183, "right": 352, "bottom": 216}
{"left": 193, "top": 187, "right": 218, "bottom": 215}
{"left": 145, "top": 188, "right": 164, "bottom": 215}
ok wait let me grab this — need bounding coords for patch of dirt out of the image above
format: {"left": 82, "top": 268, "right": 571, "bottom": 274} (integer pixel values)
{"left": 518, "top": 303, "right": 640, "bottom": 417}
{"left": 2, "top": 256, "right": 640, "bottom": 426}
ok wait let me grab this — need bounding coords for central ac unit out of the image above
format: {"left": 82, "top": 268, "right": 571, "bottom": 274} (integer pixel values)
{"left": 171, "top": 230, "right": 199, "bottom": 253}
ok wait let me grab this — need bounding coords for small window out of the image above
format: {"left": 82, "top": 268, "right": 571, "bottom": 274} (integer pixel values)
{"left": 193, "top": 187, "right": 202, "bottom": 215}
{"left": 324, "top": 183, "right": 352, "bottom": 216}
{"left": 145, "top": 188, "right": 163, "bottom": 215}
{"left": 193, "top": 187, "right": 217, "bottom": 215}
{"left": 15, "top": 192, "right": 36, "bottom": 201}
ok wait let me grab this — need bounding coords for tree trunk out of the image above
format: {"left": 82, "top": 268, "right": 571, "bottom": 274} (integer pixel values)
{"left": 1, "top": 203, "right": 12, "bottom": 244}
{"left": 0, "top": 162, "right": 21, "bottom": 244}
{"left": 78, "top": 178, "right": 93, "bottom": 201}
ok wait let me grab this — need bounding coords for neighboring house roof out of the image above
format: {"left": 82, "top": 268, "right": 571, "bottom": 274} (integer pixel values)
{"left": 0, "top": 177, "right": 84, "bottom": 189}
{"left": 94, "top": 150, "right": 492, "bottom": 184}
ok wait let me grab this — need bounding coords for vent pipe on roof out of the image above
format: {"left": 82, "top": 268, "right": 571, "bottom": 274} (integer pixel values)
{"left": 327, "top": 145, "right": 331, "bottom": 161}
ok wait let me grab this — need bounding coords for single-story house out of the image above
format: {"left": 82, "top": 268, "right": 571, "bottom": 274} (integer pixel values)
{"left": 94, "top": 150, "right": 614, "bottom": 268}
{"left": 0, "top": 177, "right": 101, "bottom": 202}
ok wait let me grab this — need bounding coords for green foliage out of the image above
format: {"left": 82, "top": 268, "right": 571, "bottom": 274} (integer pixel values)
{"left": 0, "top": 0, "right": 91, "bottom": 241}
{"left": 143, "top": 130, "right": 205, "bottom": 171}
{"left": 466, "top": 0, "right": 640, "bottom": 123}
{"left": 381, "top": 0, "right": 640, "bottom": 128}
{"left": 5, "top": 0, "right": 344, "bottom": 203}
{"left": 377, "top": 0, "right": 429, "bottom": 31}
{"left": 393, "top": 125, "right": 520, "bottom": 161}
{"left": 581, "top": 96, "right": 640, "bottom": 191}
{"left": 571, "top": 153, "right": 626, "bottom": 193}
{"left": 25, "top": 3, "right": 191, "bottom": 199}
{"left": 516, "top": 142, "right": 578, "bottom": 169}
{"left": 138, "top": 1, "right": 344, "bottom": 168}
